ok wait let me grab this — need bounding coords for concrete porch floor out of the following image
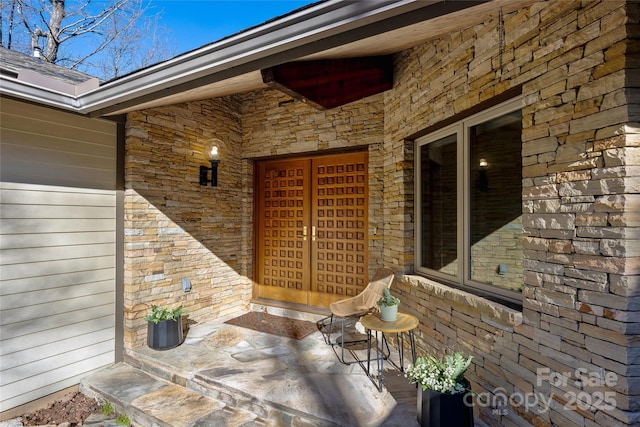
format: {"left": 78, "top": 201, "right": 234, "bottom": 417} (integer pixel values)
{"left": 80, "top": 307, "right": 483, "bottom": 426}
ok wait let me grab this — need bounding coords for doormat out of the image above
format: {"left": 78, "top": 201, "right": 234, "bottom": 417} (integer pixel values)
{"left": 225, "top": 311, "right": 318, "bottom": 340}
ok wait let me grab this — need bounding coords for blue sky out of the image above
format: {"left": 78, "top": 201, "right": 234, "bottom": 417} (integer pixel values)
{"left": 150, "top": 1, "right": 318, "bottom": 55}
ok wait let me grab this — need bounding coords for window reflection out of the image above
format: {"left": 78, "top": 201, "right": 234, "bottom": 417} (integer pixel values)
{"left": 420, "top": 134, "right": 457, "bottom": 276}
{"left": 470, "top": 111, "right": 522, "bottom": 290}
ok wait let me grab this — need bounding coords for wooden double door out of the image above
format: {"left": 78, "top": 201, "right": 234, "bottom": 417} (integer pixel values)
{"left": 255, "top": 152, "right": 369, "bottom": 307}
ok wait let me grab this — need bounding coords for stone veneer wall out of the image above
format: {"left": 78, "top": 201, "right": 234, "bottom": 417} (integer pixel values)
{"left": 121, "top": 1, "right": 639, "bottom": 425}
{"left": 240, "top": 88, "right": 387, "bottom": 275}
{"left": 124, "top": 97, "right": 253, "bottom": 348}
{"left": 387, "top": 1, "right": 639, "bottom": 426}
{"left": 123, "top": 89, "right": 387, "bottom": 347}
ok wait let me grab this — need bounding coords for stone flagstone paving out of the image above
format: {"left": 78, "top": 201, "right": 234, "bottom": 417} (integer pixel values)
{"left": 81, "top": 309, "right": 422, "bottom": 426}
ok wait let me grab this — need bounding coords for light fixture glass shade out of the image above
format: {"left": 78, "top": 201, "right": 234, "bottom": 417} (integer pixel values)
{"left": 200, "top": 138, "right": 222, "bottom": 187}
{"left": 205, "top": 138, "right": 223, "bottom": 160}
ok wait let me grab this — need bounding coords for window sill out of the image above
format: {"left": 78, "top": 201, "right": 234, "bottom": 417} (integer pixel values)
{"left": 402, "top": 274, "right": 523, "bottom": 330}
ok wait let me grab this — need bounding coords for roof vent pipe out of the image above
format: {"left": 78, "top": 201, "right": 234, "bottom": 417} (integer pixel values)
{"left": 31, "top": 33, "right": 42, "bottom": 59}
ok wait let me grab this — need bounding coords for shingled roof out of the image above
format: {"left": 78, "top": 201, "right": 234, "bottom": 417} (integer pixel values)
{"left": 0, "top": 47, "right": 97, "bottom": 85}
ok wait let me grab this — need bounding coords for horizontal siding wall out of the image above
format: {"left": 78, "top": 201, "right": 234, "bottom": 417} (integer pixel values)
{"left": 0, "top": 98, "right": 116, "bottom": 190}
{"left": 0, "top": 98, "right": 118, "bottom": 412}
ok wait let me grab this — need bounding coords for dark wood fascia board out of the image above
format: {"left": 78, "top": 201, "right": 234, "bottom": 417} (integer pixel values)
{"left": 261, "top": 67, "right": 326, "bottom": 110}
{"left": 245, "top": 145, "right": 368, "bottom": 163}
{"left": 262, "top": 56, "right": 394, "bottom": 110}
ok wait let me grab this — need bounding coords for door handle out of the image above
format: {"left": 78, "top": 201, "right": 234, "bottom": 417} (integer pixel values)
{"left": 312, "top": 226, "right": 316, "bottom": 241}
{"left": 302, "top": 226, "right": 307, "bottom": 241}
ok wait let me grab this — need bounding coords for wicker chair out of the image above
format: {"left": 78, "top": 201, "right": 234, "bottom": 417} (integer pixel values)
{"left": 325, "top": 268, "right": 395, "bottom": 364}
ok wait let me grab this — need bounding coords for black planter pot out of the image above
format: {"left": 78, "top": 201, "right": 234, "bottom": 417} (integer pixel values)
{"left": 417, "top": 386, "right": 474, "bottom": 427}
{"left": 147, "top": 318, "right": 183, "bottom": 350}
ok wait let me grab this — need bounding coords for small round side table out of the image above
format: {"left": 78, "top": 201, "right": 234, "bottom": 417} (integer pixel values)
{"left": 360, "top": 312, "right": 419, "bottom": 392}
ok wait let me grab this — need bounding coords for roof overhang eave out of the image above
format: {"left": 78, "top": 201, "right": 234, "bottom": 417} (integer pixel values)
{"left": 77, "top": 0, "right": 457, "bottom": 116}
{"left": 4, "top": 0, "right": 490, "bottom": 116}
{"left": 0, "top": 76, "right": 80, "bottom": 113}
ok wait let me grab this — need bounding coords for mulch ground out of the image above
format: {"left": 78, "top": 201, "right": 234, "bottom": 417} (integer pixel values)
{"left": 19, "top": 392, "right": 99, "bottom": 426}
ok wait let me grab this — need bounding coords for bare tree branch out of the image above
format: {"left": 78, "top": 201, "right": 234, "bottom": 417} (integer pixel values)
{"left": 57, "top": 0, "right": 130, "bottom": 41}
{"left": 0, "top": 0, "right": 20, "bottom": 48}
{"left": 3, "top": 0, "right": 174, "bottom": 79}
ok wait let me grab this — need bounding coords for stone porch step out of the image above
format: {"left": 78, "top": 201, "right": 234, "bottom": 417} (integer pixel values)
{"left": 80, "top": 363, "right": 272, "bottom": 427}
{"left": 80, "top": 344, "right": 343, "bottom": 426}
{"left": 121, "top": 349, "right": 333, "bottom": 426}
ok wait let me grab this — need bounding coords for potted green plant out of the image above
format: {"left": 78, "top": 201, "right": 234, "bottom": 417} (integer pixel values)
{"left": 406, "top": 351, "right": 474, "bottom": 427}
{"left": 145, "top": 305, "right": 186, "bottom": 350}
{"left": 376, "top": 288, "right": 400, "bottom": 321}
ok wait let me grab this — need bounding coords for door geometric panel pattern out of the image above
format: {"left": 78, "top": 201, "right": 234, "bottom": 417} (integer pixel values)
{"left": 256, "top": 152, "right": 368, "bottom": 308}
{"left": 312, "top": 154, "right": 368, "bottom": 300}
{"left": 261, "top": 164, "right": 307, "bottom": 292}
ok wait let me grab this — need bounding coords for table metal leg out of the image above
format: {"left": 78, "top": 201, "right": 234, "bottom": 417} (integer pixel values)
{"left": 366, "top": 329, "right": 372, "bottom": 375}
{"left": 383, "top": 334, "right": 391, "bottom": 358}
{"left": 340, "top": 318, "right": 346, "bottom": 363}
{"left": 398, "top": 332, "right": 405, "bottom": 372}
{"left": 376, "top": 331, "right": 384, "bottom": 392}
{"left": 409, "top": 330, "right": 417, "bottom": 363}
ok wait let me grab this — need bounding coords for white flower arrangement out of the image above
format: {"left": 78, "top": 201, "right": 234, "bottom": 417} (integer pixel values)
{"left": 406, "top": 351, "right": 473, "bottom": 395}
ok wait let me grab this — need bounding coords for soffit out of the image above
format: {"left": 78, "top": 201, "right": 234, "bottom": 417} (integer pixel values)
{"left": 107, "top": 0, "right": 533, "bottom": 115}
{"left": 299, "top": 0, "right": 534, "bottom": 60}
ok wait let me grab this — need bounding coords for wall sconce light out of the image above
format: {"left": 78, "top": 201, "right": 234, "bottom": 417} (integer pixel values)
{"left": 200, "top": 145, "right": 219, "bottom": 186}
{"left": 478, "top": 158, "right": 488, "bottom": 192}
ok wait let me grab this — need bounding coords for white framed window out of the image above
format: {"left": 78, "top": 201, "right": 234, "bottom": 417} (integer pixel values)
{"left": 415, "top": 97, "right": 523, "bottom": 304}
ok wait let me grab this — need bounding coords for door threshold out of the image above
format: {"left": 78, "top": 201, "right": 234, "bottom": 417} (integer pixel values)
{"left": 251, "top": 298, "right": 331, "bottom": 318}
